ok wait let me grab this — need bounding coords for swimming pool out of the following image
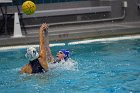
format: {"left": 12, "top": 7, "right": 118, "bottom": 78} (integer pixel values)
{"left": 0, "top": 35, "right": 140, "bottom": 93}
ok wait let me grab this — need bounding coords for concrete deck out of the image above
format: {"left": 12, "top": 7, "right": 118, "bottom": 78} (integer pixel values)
{"left": 0, "top": 21, "right": 140, "bottom": 47}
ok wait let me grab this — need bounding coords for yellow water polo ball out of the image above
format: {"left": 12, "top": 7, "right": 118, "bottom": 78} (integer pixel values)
{"left": 22, "top": 1, "right": 36, "bottom": 15}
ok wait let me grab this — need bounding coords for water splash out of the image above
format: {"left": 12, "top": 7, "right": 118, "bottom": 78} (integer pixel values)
{"left": 48, "top": 58, "right": 79, "bottom": 71}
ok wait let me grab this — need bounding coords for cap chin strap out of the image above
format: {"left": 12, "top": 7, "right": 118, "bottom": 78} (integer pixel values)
{"left": 55, "top": 58, "right": 65, "bottom": 63}
{"left": 60, "top": 58, "right": 65, "bottom": 62}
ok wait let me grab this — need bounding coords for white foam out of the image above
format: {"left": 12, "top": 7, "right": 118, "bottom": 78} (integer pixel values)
{"left": 2, "top": 67, "right": 21, "bottom": 73}
{"left": 68, "top": 35, "right": 140, "bottom": 45}
{"left": 49, "top": 59, "right": 78, "bottom": 71}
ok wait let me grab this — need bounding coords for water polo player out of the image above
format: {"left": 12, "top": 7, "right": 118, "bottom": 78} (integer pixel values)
{"left": 44, "top": 28, "right": 70, "bottom": 64}
{"left": 19, "top": 23, "right": 49, "bottom": 74}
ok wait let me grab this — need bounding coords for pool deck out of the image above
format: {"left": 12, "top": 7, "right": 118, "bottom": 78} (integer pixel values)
{"left": 0, "top": 21, "right": 140, "bottom": 47}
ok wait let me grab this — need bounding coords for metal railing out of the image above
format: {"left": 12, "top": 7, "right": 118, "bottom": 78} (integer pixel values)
{"left": 12, "top": 0, "right": 84, "bottom": 5}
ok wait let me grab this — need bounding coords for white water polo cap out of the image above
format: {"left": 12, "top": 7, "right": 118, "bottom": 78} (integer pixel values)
{"left": 25, "top": 47, "right": 39, "bottom": 61}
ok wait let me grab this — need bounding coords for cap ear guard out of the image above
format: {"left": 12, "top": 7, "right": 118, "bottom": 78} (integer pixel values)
{"left": 25, "top": 47, "right": 39, "bottom": 61}
{"left": 64, "top": 50, "right": 70, "bottom": 58}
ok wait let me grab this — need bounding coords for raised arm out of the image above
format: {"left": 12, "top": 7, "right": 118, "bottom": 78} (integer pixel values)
{"left": 44, "top": 29, "right": 54, "bottom": 63}
{"left": 38, "top": 23, "right": 49, "bottom": 71}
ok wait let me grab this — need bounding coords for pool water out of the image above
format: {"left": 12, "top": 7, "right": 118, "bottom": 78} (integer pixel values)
{"left": 0, "top": 36, "right": 140, "bottom": 93}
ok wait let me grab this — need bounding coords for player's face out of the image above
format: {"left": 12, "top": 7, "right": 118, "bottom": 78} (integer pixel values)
{"left": 56, "top": 51, "right": 64, "bottom": 61}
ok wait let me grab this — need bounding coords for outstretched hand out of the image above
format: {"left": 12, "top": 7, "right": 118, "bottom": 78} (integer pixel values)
{"left": 40, "top": 23, "right": 48, "bottom": 32}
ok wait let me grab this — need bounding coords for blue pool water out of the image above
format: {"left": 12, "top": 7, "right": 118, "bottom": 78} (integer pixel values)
{"left": 0, "top": 36, "right": 140, "bottom": 93}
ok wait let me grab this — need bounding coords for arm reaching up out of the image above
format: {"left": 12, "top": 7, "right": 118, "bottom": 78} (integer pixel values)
{"left": 38, "top": 23, "right": 49, "bottom": 71}
{"left": 44, "top": 27, "right": 54, "bottom": 63}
